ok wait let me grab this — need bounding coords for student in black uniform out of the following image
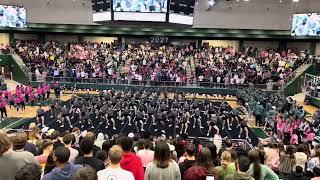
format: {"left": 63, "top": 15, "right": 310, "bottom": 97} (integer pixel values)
{"left": 119, "top": 106, "right": 132, "bottom": 125}
{"left": 146, "top": 105, "right": 156, "bottom": 126}
{"left": 207, "top": 114, "right": 220, "bottom": 136}
{"left": 106, "top": 107, "right": 116, "bottom": 130}
{"left": 134, "top": 109, "right": 145, "bottom": 132}
{"left": 50, "top": 98, "right": 59, "bottom": 118}
{"left": 180, "top": 112, "right": 189, "bottom": 134}
{"left": 221, "top": 110, "right": 232, "bottom": 131}
{"left": 70, "top": 98, "right": 82, "bottom": 119}
{"left": 239, "top": 118, "right": 250, "bottom": 142}
{"left": 60, "top": 105, "right": 72, "bottom": 128}
{"left": 81, "top": 108, "right": 94, "bottom": 129}
{"left": 36, "top": 105, "right": 45, "bottom": 127}
{"left": 192, "top": 107, "right": 203, "bottom": 129}
{"left": 98, "top": 104, "right": 108, "bottom": 125}
{"left": 168, "top": 107, "right": 179, "bottom": 128}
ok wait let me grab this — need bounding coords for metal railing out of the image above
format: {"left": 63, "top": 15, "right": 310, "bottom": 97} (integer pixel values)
{"left": 283, "top": 58, "right": 313, "bottom": 86}
{"left": 187, "top": 136, "right": 253, "bottom": 150}
{"left": 11, "top": 53, "right": 32, "bottom": 78}
{"left": 29, "top": 73, "right": 278, "bottom": 90}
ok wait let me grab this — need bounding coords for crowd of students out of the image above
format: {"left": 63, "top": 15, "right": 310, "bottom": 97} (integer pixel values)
{"left": 3, "top": 125, "right": 320, "bottom": 180}
{"left": 237, "top": 89, "right": 319, "bottom": 147}
{"left": 14, "top": 39, "right": 311, "bottom": 86}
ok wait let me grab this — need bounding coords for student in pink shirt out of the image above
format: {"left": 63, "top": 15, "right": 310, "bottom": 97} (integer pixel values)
{"left": 3, "top": 89, "right": 8, "bottom": 100}
{"left": 8, "top": 92, "right": 14, "bottom": 109}
{"left": 15, "top": 95, "right": 21, "bottom": 112}
{"left": 290, "top": 129, "right": 299, "bottom": 145}
{"left": 37, "top": 85, "right": 43, "bottom": 102}
{"left": 41, "top": 84, "right": 47, "bottom": 100}
{"left": 46, "top": 84, "right": 51, "bottom": 99}
{"left": 137, "top": 140, "right": 154, "bottom": 168}
{"left": 0, "top": 98, "right": 7, "bottom": 122}
{"left": 276, "top": 115, "right": 285, "bottom": 140}
{"left": 15, "top": 85, "right": 21, "bottom": 97}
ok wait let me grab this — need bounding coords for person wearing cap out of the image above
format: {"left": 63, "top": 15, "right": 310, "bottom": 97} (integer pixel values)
{"left": 36, "top": 139, "right": 54, "bottom": 168}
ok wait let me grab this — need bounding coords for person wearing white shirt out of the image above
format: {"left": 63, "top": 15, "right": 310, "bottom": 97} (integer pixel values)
{"left": 97, "top": 145, "right": 134, "bottom": 180}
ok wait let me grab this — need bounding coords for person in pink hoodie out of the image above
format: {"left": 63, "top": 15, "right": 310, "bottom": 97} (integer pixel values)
{"left": 36, "top": 85, "right": 43, "bottom": 102}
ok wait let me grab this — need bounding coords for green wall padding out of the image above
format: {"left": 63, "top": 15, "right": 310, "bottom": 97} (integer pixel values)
{"left": 284, "top": 63, "right": 320, "bottom": 96}
{"left": 30, "top": 82, "right": 239, "bottom": 95}
{"left": 0, "top": 55, "right": 29, "bottom": 85}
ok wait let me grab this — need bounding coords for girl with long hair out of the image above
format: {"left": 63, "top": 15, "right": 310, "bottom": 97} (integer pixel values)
{"left": 144, "top": 142, "right": 181, "bottom": 180}
{"left": 184, "top": 147, "right": 219, "bottom": 180}
{"left": 247, "top": 149, "right": 279, "bottom": 180}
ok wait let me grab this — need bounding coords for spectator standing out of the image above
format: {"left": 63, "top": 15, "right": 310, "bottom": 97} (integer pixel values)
{"left": 74, "top": 167, "right": 98, "bottom": 180}
{"left": 247, "top": 149, "right": 279, "bottom": 180}
{"left": 137, "top": 140, "right": 154, "bottom": 168}
{"left": 75, "top": 137, "right": 105, "bottom": 171}
{"left": 0, "top": 133, "right": 39, "bottom": 180}
{"left": 215, "top": 150, "right": 236, "bottom": 179}
{"left": 225, "top": 156, "right": 254, "bottom": 180}
{"left": 43, "top": 146, "right": 82, "bottom": 180}
{"left": 294, "top": 144, "right": 308, "bottom": 171}
{"left": 62, "top": 133, "right": 79, "bottom": 163}
{"left": 36, "top": 139, "right": 54, "bottom": 168}
{"left": 145, "top": 142, "right": 181, "bottom": 180}
{"left": 184, "top": 147, "right": 219, "bottom": 180}
{"left": 97, "top": 145, "right": 134, "bottom": 180}
{"left": 179, "top": 144, "right": 196, "bottom": 180}
{"left": 118, "top": 137, "right": 144, "bottom": 180}
{"left": 15, "top": 163, "right": 42, "bottom": 180}
{"left": 288, "top": 166, "right": 309, "bottom": 180}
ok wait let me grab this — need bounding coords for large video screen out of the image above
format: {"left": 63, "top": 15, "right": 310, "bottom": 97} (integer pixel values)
{"left": 92, "top": 0, "right": 112, "bottom": 21}
{"left": 0, "top": 5, "right": 26, "bottom": 28}
{"left": 169, "top": 0, "right": 196, "bottom": 25}
{"left": 113, "top": 0, "right": 167, "bottom": 13}
{"left": 291, "top": 13, "right": 320, "bottom": 36}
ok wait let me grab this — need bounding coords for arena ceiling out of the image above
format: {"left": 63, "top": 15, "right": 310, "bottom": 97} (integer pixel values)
{"left": 0, "top": 0, "right": 320, "bottom": 30}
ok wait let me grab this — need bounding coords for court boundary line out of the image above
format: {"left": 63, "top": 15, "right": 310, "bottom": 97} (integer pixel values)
{"left": 4, "top": 117, "right": 27, "bottom": 129}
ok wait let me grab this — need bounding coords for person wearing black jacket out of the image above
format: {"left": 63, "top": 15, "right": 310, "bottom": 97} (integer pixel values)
{"left": 179, "top": 144, "right": 196, "bottom": 180}
{"left": 288, "top": 166, "right": 309, "bottom": 180}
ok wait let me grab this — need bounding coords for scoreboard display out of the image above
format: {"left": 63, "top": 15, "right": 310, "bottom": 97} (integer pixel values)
{"left": 92, "top": 0, "right": 111, "bottom": 12}
{"left": 169, "top": 0, "right": 196, "bottom": 15}
{"left": 169, "top": 0, "right": 196, "bottom": 25}
{"left": 91, "top": 0, "right": 196, "bottom": 24}
{"left": 92, "top": 0, "right": 112, "bottom": 21}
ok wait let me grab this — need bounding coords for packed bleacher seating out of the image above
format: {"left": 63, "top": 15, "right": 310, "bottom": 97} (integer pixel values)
{"left": 14, "top": 39, "right": 313, "bottom": 87}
